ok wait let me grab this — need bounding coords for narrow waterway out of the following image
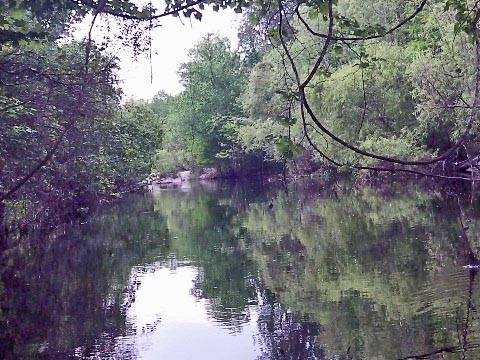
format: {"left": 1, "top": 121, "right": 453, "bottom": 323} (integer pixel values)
{"left": 1, "top": 180, "right": 480, "bottom": 359}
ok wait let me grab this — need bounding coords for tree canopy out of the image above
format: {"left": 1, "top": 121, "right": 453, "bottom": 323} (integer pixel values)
{"left": 3, "top": 0, "right": 480, "bottom": 239}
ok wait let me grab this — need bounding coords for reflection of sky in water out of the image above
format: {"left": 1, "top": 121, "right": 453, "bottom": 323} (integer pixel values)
{"left": 11, "top": 183, "right": 480, "bottom": 359}
{"left": 120, "top": 265, "right": 261, "bottom": 360}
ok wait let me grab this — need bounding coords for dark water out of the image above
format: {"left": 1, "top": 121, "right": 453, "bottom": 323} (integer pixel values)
{"left": 2, "top": 180, "right": 480, "bottom": 359}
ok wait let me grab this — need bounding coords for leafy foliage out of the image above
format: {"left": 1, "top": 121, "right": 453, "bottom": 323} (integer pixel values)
{"left": 4, "top": 0, "right": 480, "bottom": 236}
{"left": 0, "top": 40, "right": 163, "bottom": 233}
{"left": 153, "top": 35, "right": 252, "bottom": 174}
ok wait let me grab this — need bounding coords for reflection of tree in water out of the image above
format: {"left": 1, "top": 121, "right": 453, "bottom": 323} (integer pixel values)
{"left": 255, "top": 300, "right": 325, "bottom": 360}
{"left": 399, "top": 199, "right": 480, "bottom": 360}
{"left": 154, "top": 188, "right": 262, "bottom": 332}
{"left": 0, "top": 194, "right": 171, "bottom": 359}
{"left": 187, "top": 242, "right": 259, "bottom": 332}
{"left": 0, "top": 233, "right": 133, "bottom": 359}
{"left": 240, "top": 182, "right": 480, "bottom": 359}
{"left": 6, "top": 181, "right": 480, "bottom": 359}
{"left": 397, "top": 269, "right": 480, "bottom": 360}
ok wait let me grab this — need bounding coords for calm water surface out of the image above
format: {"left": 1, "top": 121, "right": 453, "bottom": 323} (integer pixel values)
{"left": 2, "top": 180, "right": 480, "bottom": 359}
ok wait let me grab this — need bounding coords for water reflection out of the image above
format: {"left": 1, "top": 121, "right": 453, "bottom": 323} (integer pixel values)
{"left": 241, "top": 183, "right": 480, "bottom": 359}
{"left": 0, "top": 194, "right": 170, "bottom": 359}
{"left": 2, "top": 181, "right": 480, "bottom": 359}
{"left": 125, "top": 263, "right": 261, "bottom": 360}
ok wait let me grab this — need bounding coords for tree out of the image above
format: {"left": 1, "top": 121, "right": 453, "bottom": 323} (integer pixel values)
{"left": 0, "top": 0, "right": 250, "bottom": 207}
{"left": 154, "top": 35, "right": 247, "bottom": 173}
{"left": 251, "top": 0, "right": 480, "bottom": 179}
{"left": 0, "top": 42, "right": 122, "bottom": 233}
{"left": 4, "top": 0, "right": 480, "bottom": 226}
{"left": 107, "top": 100, "right": 163, "bottom": 188}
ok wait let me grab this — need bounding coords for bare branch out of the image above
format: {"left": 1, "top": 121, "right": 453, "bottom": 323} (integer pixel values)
{"left": 294, "top": 3, "right": 480, "bottom": 168}
{"left": 295, "top": 0, "right": 428, "bottom": 42}
{"left": 79, "top": 0, "right": 207, "bottom": 21}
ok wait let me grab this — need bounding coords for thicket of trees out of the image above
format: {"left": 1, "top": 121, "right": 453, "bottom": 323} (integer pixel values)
{"left": 0, "top": 4, "right": 163, "bottom": 237}
{"left": 2, "top": 0, "right": 480, "bottom": 237}
{"left": 149, "top": 34, "right": 293, "bottom": 177}
{"left": 148, "top": 0, "right": 480, "bottom": 181}
{"left": 0, "top": 40, "right": 162, "bottom": 233}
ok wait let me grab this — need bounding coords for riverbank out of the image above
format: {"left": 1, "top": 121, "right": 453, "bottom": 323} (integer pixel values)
{"left": 147, "top": 160, "right": 470, "bottom": 196}
{"left": 1, "top": 159, "right": 472, "bottom": 254}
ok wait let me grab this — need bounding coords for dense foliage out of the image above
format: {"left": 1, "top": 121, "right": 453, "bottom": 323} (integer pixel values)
{"left": 3, "top": 0, "right": 480, "bottom": 238}
{"left": 151, "top": 35, "right": 288, "bottom": 177}
{"left": 3, "top": 1, "right": 480, "bottom": 357}
{"left": 149, "top": 0, "right": 480, "bottom": 180}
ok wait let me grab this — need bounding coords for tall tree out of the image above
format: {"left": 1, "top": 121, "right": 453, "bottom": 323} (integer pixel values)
{"left": 156, "top": 35, "right": 246, "bottom": 171}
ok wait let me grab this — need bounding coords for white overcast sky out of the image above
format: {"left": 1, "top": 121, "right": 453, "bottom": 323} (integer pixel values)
{"left": 72, "top": 7, "right": 240, "bottom": 101}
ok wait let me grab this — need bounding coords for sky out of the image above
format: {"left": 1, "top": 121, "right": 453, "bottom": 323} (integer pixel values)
{"left": 73, "top": 7, "right": 240, "bottom": 101}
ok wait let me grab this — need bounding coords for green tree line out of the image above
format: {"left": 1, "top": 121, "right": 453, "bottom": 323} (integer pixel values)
{"left": 3, "top": 0, "right": 480, "bottom": 238}
{"left": 149, "top": 0, "right": 480, "bottom": 180}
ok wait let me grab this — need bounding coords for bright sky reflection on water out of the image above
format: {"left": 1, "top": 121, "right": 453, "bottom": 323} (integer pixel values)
{"left": 120, "top": 265, "right": 261, "bottom": 359}
{"left": 8, "top": 182, "right": 480, "bottom": 359}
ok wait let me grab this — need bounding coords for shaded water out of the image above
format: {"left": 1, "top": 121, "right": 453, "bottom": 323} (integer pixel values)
{"left": 1, "top": 180, "right": 480, "bottom": 359}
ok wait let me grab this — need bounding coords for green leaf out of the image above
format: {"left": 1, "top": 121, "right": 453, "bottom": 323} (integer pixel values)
{"left": 248, "top": 12, "right": 259, "bottom": 25}
{"left": 453, "top": 23, "right": 461, "bottom": 34}
{"left": 277, "top": 116, "right": 296, "bottom": 127}
{"left": 275, "top": 138, "right": 303, "bottom": 159}
{"left": 353, "top": 61, "right": 371, "bottom": 69}
{"left": 317, "top": 2, "right": 328, "bottom": 15}
{"left": 275, "top": 89, "right": 299, "bottom": 100}
{"left": 8, "top": 7, "right": 27, "bottom": 21}
{"left": 291, "top": 143, "right": 304, "bottom": 154}
{"left": 268, "top": 28, "right": 280, "bottom": 41}
{"left": 308, "top": 9, "right": 318, "bottom": 19}
{"left": 332, "top": 44, "right": 343, "bottom": 55}
{"left": 275, "top": 139, "right": 293, "bottom": 159}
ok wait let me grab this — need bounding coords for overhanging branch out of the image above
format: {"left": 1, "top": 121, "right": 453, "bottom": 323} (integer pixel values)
{"left": 277, "top": 0, "right": 480, "bottom": 176}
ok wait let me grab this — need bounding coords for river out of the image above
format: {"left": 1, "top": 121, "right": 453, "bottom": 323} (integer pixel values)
{"left": 1, "top": 179, "right": 480, "bottom": 359}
